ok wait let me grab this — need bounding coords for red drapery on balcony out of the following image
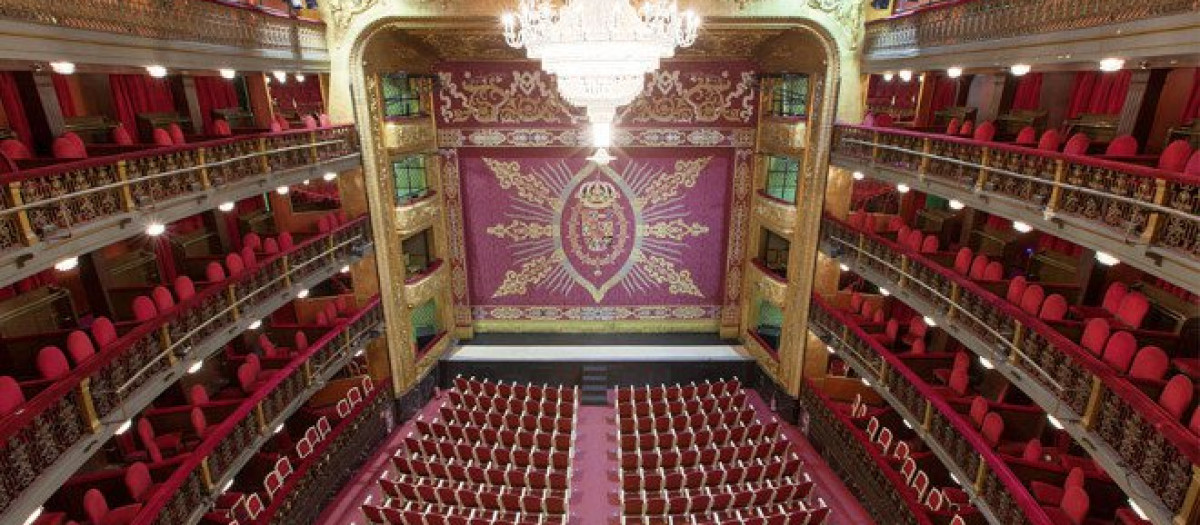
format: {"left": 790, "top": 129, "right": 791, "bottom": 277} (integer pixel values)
{"left": 0, "top": 72, "right": 33, "bottom": 146}
{"left": 930, "top": 76, "right": 958, "bottom": 113}
{"left": 270, "top": 79, "right": 323, "bottom": 113}
{"left": 1183, "top": 68, "right": 1200, "bottom": 123}
{"left": 1011, "top": 73, "right": 1043, "bottom": 111}
{"left": 52, "top": 74, "right": 78, "bottom": 118}
{"left": 1067, "top": 70, "right": 1131, "bottom": 118}
{"left": 110, "top": 74, "right": 177, "bottom": 140}
{"left": 194, "top": 76, "right": 240, "bottom": 134}
{"left": 867, "top": 75, "right": 920, "bottom": 109}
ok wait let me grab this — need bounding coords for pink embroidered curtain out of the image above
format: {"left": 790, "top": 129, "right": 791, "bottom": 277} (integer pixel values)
{"left": 0, "top": 72, "right": 33, "bottom": 146}
{"left": 110, "top": 74, "right": 177, "bottom": 140}
{"left": 1011, "top": 73, "right": 1043, "bottom": 111}
{"left": 1182, "top": 68, "right": 1200, "bottom": 123}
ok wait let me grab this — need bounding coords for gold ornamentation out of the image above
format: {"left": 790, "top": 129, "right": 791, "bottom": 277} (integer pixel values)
{"left": 383, "top": 120, "right": 437, "bottom": 153}
{"left": 486, "top": 220, "right": 554, "bottom": 242}
{"left": 754, "top": 193, "right": 798, "bottom": 235}
{"left": 636, "top": 157, "right": 712, "bottom": 207}
{"left": 640, "top": 219, "right": 710, "bottom": 241}
{"left": 484, "top": 158, "right": 564, "bottom": 211}
{"left": 493, "top": 254, "right": 561, "bottom": 298}
{"left": 619, "top": 70, "right": 757, "bottom": 124}
{"left": 637, "top": 254, "right": 704, "bottom": 297}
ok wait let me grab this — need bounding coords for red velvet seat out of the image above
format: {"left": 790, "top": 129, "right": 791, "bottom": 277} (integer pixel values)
{"left": 1157, "top": 139, "right": 1193, "bottom": 172}
{"left": 91, "top": 317, "right": 118, "bottom": 349}
{"left": 0, "top": 138, "right": 32, "bottom": 159}
{"left": 1158, "top": 375, "right": 1194, "bottom": 420}
{"left": 84, "top": 488, "right": 142, "bottom": 525}
{"left": 190, "top": 407, "right": 213, "bottom": 439}
{"left": 124, "top": 462, "right": 160, "bottom": 503}
{"left": 152, "top": 128, "right": 173, "bottom": 146}
{"left": 1072, "top": 282, "right": 1127, "bottom": 321}
{"left": 65, "top": 331, "right": 96, "bottom": 367}
{"left": 1127, "top": 346, "right": 1169, "bottom": 385}
{"left": 174, "top": 276, "right": 196, "bottom": 302}
{"left": 980, "top": 412, "right": 1004, "bottom": 449}
{"left": 934, "top": 352, "right": 969, "bottom": 386}
{"left": 952, "top": 247, "right": 973, "bottom": 275}
{"left": 1018, "top": 284, "right": 1045, "bottom": 315}
{"left": 1187, "top": 150, "right": 1200, "bottom": 176}
{"left": 151, "top": 286, "right": 175, "bottom": 312}
{"left": 1030, "top": 467, "right": 1084, "bottom": 506}
{"left": 1040, "top": 486, "right": 1089, "bottom": 525}
{"left": 958, "top": 120, "right": 974, "bottom": 137}
{"left": 870, "top": 319, "right": 900, "bottom": 348}
{"left": 52, "top": 135, "right": 88, "bottom": 159}
{"left": 213, "top": 119, "right": 233, "bottom": 137}
{"left": 0, "top": 376, "right": 25, "bottom": 416}
{"left": 224, "top": 253, "right": 246, "bottom": 276}
{"left": 982, "top": 261, "right": 1004, "bottom": 281}
{"left": 967, "top": 254, "right": 989, "bottom": 280}
{"left": 131, "top": 296, "right": 158, "bottom": 322}
{"left": 263, "top": 237, "right": 280, "bottom": 255}
{"left": 920, "top": 235, "right": 939, "bottom": 253}
{"left": 37, "top": 346, "right": 71, "bottom": 380}
{"left": 1038, "top": 129, "right": 1062, "bottom": 151}
{"left": 301, "top": 115, "right": 318, "bottom": 129}
{"left": 138, "top": 418, "right": 183, "bottom": 462}
{"left": 205, "top": 262, "right": 227, "bottom": 282}
{"left": 1014, "top": 126, "right": 1037, "bottom": 145}
{"left": 243, "top": 232, "right": 262, "bottom": 251}
{"left": 1079, "top": 318, "right": 1111, "bottom": 356}
{"left": 1113, "top": 291, "right": 1150, "bottom": 329}
{"left": 318, "top": 114, "right": 332, "bottom": 127}
{"left": 168, "top": 123, "right": 186, "bottom": 145}
{"left": 112, "top": 125, "right": 134, "bottom": 145}
{"left": 945, "top": 118, "right": 961, "bottom": 136}
{"left": 1006, "top": 276, "right": 1028, "bottom": 304}
{"left": 973, "top": 121, "right": 996, "bottom": 142}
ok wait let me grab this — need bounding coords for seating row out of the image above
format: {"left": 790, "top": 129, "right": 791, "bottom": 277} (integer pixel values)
{"left": 615, "top": 392, "right": 746, "bottom": 418}
{"left": 415, "top": 418, "right": 573, "bottom": 451}
{"left": 453, "top": 376, "right": 578, "bottom": 403}
{"left": 614, "top": 379, "right": 742, "bottom": 403}
{"left": 446, "top": 391, "right": 576, "bottom": 418}
{"left": 363, "top": 501, "right": 566, "bottom": 525}
{"left": 391, "top": 455, "right": 570, "bottom": 490}
{"left": 619, "top": 456, "right": 804, "bottom": 491}
{"left": 617, "top": 421, "right": 778, "bottom": 451}
{"left": 381, "top": 476, "right": 568, "bottom": 514}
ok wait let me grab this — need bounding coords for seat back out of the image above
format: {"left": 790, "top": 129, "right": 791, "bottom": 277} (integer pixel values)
{"left": 982, "top": 261, "right": 1004, "bottom": 281}
{"left": 945, "top": 118, "right": 960, "bottom": 135}
{"left": 1005, "top": 276, "right": 1028, "bottom": 304}
{"left": 52, "top": 136, "right": 88, "bottom": 159}
{"left": 1100, "top": 282, "right": 1128, "bottom": 312}
{"left": 1060, "top": 486, "right": 1090, "bottom": 525}
{"left": 1019, "top": 284, "right": 1045, "bottom": 315}
{"left": 1080, "top": 318, "right": 1111, "bottom": 355}
{"left": 981, "top": 412, "right": 1004, "bottom": 448}
{"left": 1128, "top": 346, "right": 1169, "bottom": 381}
{"left": 0, "top": 376, "right": 26, "bottom": 416}
{"left": 958, "top": 120, "right": 974, "bottom": 136}
{"left": 1158, "top": 139, "right": 1193, "bottom": 172}
{"left": 83, "top": 488, "right": 112, "bottom": 524}
{"left": 152, "top": 127, "right": 174, "bottom": 146}
{"left": 125, "top": 462, "right": 154, "bottom": 502}
{"left": 1037, "top": 129, "right": 1062, "bottom": 151}
{"left": 969, "top": 396, "right": 988, "bottom": 428}
{"left": 1063, "top": 132, "right": 1091, "bottom": 155}
{"left": 132, "top": 295, "right": 158, "bottom": 321}
{"left": 1022, "top": 439, "right": 1043, "bottom": 461}
{"left": 190, "top": 407, "right": 207, "bottom": 436}
{"left": 151, "top": 286, "right": 175, "bottom": 311}
{"left": 213, "top": 119, "right": 232, "bottom": 136}
{"left": 968, "top": 255, "right": 989, "bottom": 280}
{"left": 1106, "top": 135, "right": 1138, "bottom": 156}
{"left": 1158, "top": 375, "right": 1195, "bottom": 420}
{"left": 0, "top": 139, "right": 32, "bottom": 159}
{"left": 168, "top": 123, "right": 186, "bottom": 145}
{"left": 1014, "top": 126, "right": 1037, "bottom": 145}
{"left": 1101, "top": 331, "right": 1137, "bottom": 372}
{"left": 174, "top": 276, "right": 196, "bottom": 302}
{"left": 66, "top": 330, "right": 96, "bottom": 367}
{"left": 1115, "top": 292, "right": 1149, "bottom": 329}
{"left": 953, "top": 247, "right": 973, "bottom": 275}
{"left": 920, "top": 235, "right": 939, "bottom": 253}
{"left": 112, "top": 124, "right": 134, "bottom": 145}
{"left": 92, "top": 317, "right": 118, "bottom": 348}
{"left": 973, "top": 121, "right": 996, "bottom": 142}
{"left": 37, "top": 346, "right": 71, "bottom": 379}
{"left": 206, "top": 261, "right": 227, "bottom": 282}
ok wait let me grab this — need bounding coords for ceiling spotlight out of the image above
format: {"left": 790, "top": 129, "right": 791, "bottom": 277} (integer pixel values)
{"left": 860, "top": 378, "right": 871, "bottom": 387}
{"left": 50, "top": 61, "right": 76, "bottom": 75}
{"left": 323, "top": 172, "right": 338, "bottom": 181}
{"left": 839, "top": 263, "right": 850, "bottom": 272}
{"left": 272, "top": 71, "right": 288, "bottom": 84}
{"left": 295, "top": 73, "right": 306, "bottom": 83}
{"left": 948, "top": 199, "right": 965, "bottom": 210}
{"left": 852, "top": 171, "right": 865, "bottom": 181}
{"left": 187, "top": 360, "right": 204, "bottom": 374}
{"left": 115, "top": 420, "right": 132, "bottom": 435}
{"left": 354, "top": 347, "right": 365, "bottom": 357}
{"left": 22, "top": 507, "right": 43, "bottom": 525}
{"left": 1010, "top": 64, "right": 1032, "bottom": 76}
{"left": 896, "top": 183, "right": 911, "bottom": 194}
{"left": 1012, "top": 221, "right": 1033, "bottom": 233}
{"left": 879, "top": 288, "right": 890, "bottom": 296}
{"left": 274, "top": 423, "right": 284, "bottom": 434}
{"left": 54, "top": 257, "right": 79, "bottom": 272}
{"left": 146, "top": 222, "right": 166, "bottom": 236}
{"left": 979, "top": 356, "right": 995, "bottom": 370}
{"left": 218, "top": 201, "right": 235, "bottom": 213}
{"left": 1095, "top": 251, "right": 1120, "bottom": 267}
{"left": 898, "top": 69, "right": 913, "bottom": 82}
{"left": 1099, "top": 58, "right": 1125, "bottom": 72}
{"left": 923, "top": 316, "right": 936, "bottom": 327}
{"left": 946, "top": 66, "right": 963, "bottom": 79}
{"left": 219, "top": 68, "right": 237, "bottom": 80}
{"left": 146, "top": 65, "right": 168, "bottom": 78}
{"left": 248, "top": 319, "right": 262, "bottom": 330}
{"left": 882, "top": 72, "right": 894, "bottom": 82}
{"left": 297, "top": 289, "right": 310, "bottom": 299}
{"left": 1128, "top": 500, "right": 1147, "bottom": 520}
{"left": 275, "top": 186, "right": 290, "bottom": 195}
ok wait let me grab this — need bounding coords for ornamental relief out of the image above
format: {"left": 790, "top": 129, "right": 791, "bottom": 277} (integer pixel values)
{"left": 406, "top": 263, "right": 448, "bottom": 307}
{"left": 395, "top": 195, "right": 439, "bottom": 236}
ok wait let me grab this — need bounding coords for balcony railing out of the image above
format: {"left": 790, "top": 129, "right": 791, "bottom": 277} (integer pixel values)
{"left": 831, "top": 124, "right": 1199, "bottom": 288}
{"left": 819, "top": 214, "right": 1198, "bottom": 523}
{"left": 0, "top": 126, "right": 361, "bottom": 286}
{"left": 754, "top": 190, "right": 798, "bottom": 234}
{"left": 0, "top": 0, "right": 326, "bottom": 54}
{"left": 863, "top": 0, "right": 1200, "bottom": 58}
{"left": 0, "top": 217, "right": 372, "bottom": 521}
{"left": 809, "top": 294, "right": 1054, "bottom": 525}
{"left": 132, "top": 297, "right": 385, "bottom": 525}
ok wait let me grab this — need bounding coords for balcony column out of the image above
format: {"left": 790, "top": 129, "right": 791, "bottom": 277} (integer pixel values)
{"left": 180, "top": 75, "right": 205, "bottom": 134}
{"left": 245, "top": 73, "right": 276, "bottom": 128}
{"left": 824, "top": 166, "right": 854, "bottom": 221}
{"left": 29, "top": 71, "right": 66, "bottom": 140}
{"left": 1115, "top": 69, "right": 1163, "bottom": 138}
{"left": 980, "top": 74, "right": 1011, "bottom": 122}
{"left": 913, "top": 73, "right": 938, "bottom": 127}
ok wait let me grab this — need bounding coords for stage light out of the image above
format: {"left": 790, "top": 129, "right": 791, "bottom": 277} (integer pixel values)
{"left": 146, "top": 222, "right": 166, "bottom": 236}
{"left": 219, "top": 68, "right": 237, "bottom": 80}
{"left": 1010, "top": 64, "right": 1032, "bottom": 76}
{"left": 947, "top": 67, "right": 963, "bottom": 79}
{"left": 1099, "top": 58, "right": 1125, "bottom": 72}
{"left": 50, "top": 62, "right": 75, "bottom": 75}
{"left": 852, "top": 171, "right": 865, "bottom": 181}
{"left": 146, "top": 65, "right": 168, "bottom": 78}
{"left": 1095, "top": 251, "right": 1120, "bottom": 266}
{"left": 896, "top": 183, "right": 910, "bottom": 194}
{"left": 54, "top": 257, "right": 79, "bottom": 272}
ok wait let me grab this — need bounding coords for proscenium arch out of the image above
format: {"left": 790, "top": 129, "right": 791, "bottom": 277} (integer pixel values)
{"left": 338, "top": 12, "right": 849, "bottom": 394}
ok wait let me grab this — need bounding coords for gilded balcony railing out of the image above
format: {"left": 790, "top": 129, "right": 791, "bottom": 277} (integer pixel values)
{"left": 863, "top": 0, "right": 1200, "bottom": 58}
{"left": 820, "top": 214, "right": 1199, "bottom": 521}
{"left": 0, "top": 0, "right": 326, "bottom": 54}
{"left": 0, "top": 126, "right": 360, "bottom": 263}
{"left": 809, "top": 294, "right": 1055, "bottom": 525}
{"left": 132, "top": 297, "right": 385, "bottom": 525}
{"left": 831, "top": 124, "right": 1200, "bottom": 261}
{"left": 0, "top": 217, "right": 372, "bottom": 519}
{"left": 798, "top": 381, "right": 934, "bottom": 525}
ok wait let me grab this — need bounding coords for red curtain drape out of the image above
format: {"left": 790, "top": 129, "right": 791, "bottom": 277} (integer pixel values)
{"left": 1011, "top": 73, "right": 1043, "bottom": 111}
{"left": 0, "top": 72, "right": 33, "bottom": 146}
{"left": 1182, "top": 68, "right": 1200, "bottom": 123}
{"left": 194, "top": 76, "right": 240, "bottom": 134}
{"left": 930, "top": 76, "right": 958, "bottom": 113}
{"left": 110, "top": 74, "right": 177, "bottom": 140}
{"left": 53, "top": 74, "right": 78, "bottom": 118}
{"left": 270, "top": 79, "right": 323, "bottom": 112}
{"left": 1067, "top": 70, "right": 1131, "bottom": 118}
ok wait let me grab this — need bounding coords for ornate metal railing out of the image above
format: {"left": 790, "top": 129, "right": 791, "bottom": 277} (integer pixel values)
{"left": 821, "top": 214, "right": 1199, "bottom": 520}
{"left": 0, "top": 0, "right": 326, "bottom": 53}
{"left": 0, "top": 126, "right": 360, "bottom": 263}
{"left": 864, "top": 0, "right": 1200, "bottom": 58}
{"left": 832, "top": 124, "right": 1200, "bottom": 261}
{"left": 0, "top": 217, "right": 372, "bottom": 517}
{"left": 809, "top": 294, "right": 1055, "bottom": 525}
{"left": 799, "top": 380, "right": 934, "bottom": 525}
{"left": 133, "top": 298, "right": 385, "bottom": 525}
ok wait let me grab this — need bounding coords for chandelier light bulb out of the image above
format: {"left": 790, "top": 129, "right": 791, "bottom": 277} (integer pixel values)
{"left": 882, "top": 72, "right": 894, "bottom": 82}
{"left": 1099, "top": 58, "right": 1125, "bottom": 72}
{"left": 852, "top": 171, "right": 865, "bottom": 181}
{"left": 948, "top": 199, "right": 965, "bottom": 210}
{"left": 50, "top": 61, "right": 75, "bottom": 75}
{"left": 896, "top": 183, "right": 910, "bottom": 194}
{"left": 54, "top": 257, "right": 79, "bottom": 272}
{"left": 323, "top": 172, "right": 338, "bottom": 181}
{"left": 218, "top": 201, "right": 235, "bottom": 212}
{"left": 1010, "top": 63, "right": 1032, "bottom": 76}
{"left": 219, "top": 68, "right": 236, "bottom": 80}
{"left": 1095, "top": 251, "right": 1120, "bottom": 266}
{"left": 946, "top": 66, "right": 963, "bottom": 79}
{"left": 146, "top": 65, "right": 168, "bottom": 78}
{"left": 898, "top": 69, "right": 913, "bottom": 82}
{"left": 146, "top": 222, "right": 166, "bottom": 236}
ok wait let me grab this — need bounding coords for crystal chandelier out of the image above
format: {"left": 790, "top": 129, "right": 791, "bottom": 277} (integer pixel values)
{"left": 503, "top": 0, "right": 700, "bottom": 164}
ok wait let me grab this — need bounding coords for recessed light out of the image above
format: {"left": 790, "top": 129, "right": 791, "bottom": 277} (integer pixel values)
{"left": 896, "top": 183, "right": 910, "bottom": 194}
{"left": 297, "top": 289, "right": 310, "bottom": 299}
{"left": 898, "top": 70, "right": 913, "bottom": 82}
{"left": 219, "top": 69, "right": 237, "bottom": 80}
{"left": 294, "top": 73, "right": 306, "bottom": 83}
{"left": 879, "top": 288, "right": 890, "bottom": 296}
{"left": 218, "top": 202, "right": 235, "bottom": 213}
{"left": 50, "top": 62, "right": 75, "bottom": 75}
{"left": 1047, "top": 414, "right": 1063, "bottom": 429}
{"left": 852, "top": 171, "right": 865, "bottom": 181}
{"left": 1012, "top": 221, "right": 1033, "bottom": 233}
{"left": 276, "top": 186, "right": 290, "bottom": 195}
{"left": 1010, "top": 64, "right": 1032, "bottom": 76}
{"left": 22, "top": 507, "right": 43, "bottom": 525}
{"left": 116, "top": 420, "right": 132, "bottom": 434}
{"left": 54, "top": 257, "right": 79, "bottom": 272}
{"left": 979, "top": 357, "right": 995, "bottom": 370}
{"left": 923, "top": 316, "right": 936, "bottom": 327}
{"left": 340, "top": 265, "right": 351, "bottom": 274}
{"left": 323, "top": 172, "right": 338, "bottom": 181}
{"left": 187, "top": 360, "right": 204, "bottom": 374}
{"left": 948, "top": 199, "right": 964, "bottom": 210}
{"left": 272, "top": 71, "right": 288, "bottom": 84}
{"left": 1099, "top": 58, "right": 1125, "bottom": 72}
{"left": 248, "top": 319, "right": 262, "bottom": 330}
{"left": 882, "top": 72, "right": 894, "bottom": 82}
{"left": 839, "top": 263, "right": 849, "bottom": 272}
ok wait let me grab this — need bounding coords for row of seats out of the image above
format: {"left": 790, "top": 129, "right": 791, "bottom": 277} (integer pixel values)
{"left": 363, "top": 501, "right": 566, "bottom": 525}
{"left": 617, "top": 422, "right": 778, "bottom": 452}
{"left": 446, "top": 390, "right": 576, "bottom": 418}
{"left": 615, "top": 392, "right": 746, "bottom": 418}
{"left": 454, "top": 376, "right": 578, "bottom": 403}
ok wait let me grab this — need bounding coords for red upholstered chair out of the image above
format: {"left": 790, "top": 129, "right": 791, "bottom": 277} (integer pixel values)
{"left": 958, "top": 120, "right": 974, "bottom": 137}
{"left": 132, "top": 296, "right": 158, "bottom": 322}
{"left": 138, "top": 418, "right": 182, "bottom": 461}
{"left": 152, "top": 128, "right": 173, "bottom": 146}
{"left": 262, "top": 237, "right": 280, "bottom": 255}
{"left": 224, "top": 253, "right": 246, "bottom": 276}
{"left": 174, "top": 276, "right": 196, "bottom": 302}
{"left": 0, "top": 376, "right": 25, "bottom": 416}
{"left": 1113, "top": 292, "right": 1150, "bottom": 329}
{"left": 278, "top": 232, "right": 294, "bottom": 251}
{"left": 967, "top": 254, "right": 989, "bottom": 280}
{"left": 269, "top": 120, "right": 283, "bottom": 133}
{"left": 1158, "top": 140, "right": 1193, "bottom": 172}
{"left": 168, "top": 123, "right": 186, "bottom": 145}
{"left": 124, "top": 462, "right": 160, "bottom": 503}
{"left": 151, "top": 286, "right": 175, "bottom": 312}
{"left": 968, "top": 396, "right": 989, "bottom": 428}
{"left": 275, "top": 116, "right": 291, "bottom": 131}
{"left": 52, "top": 136, "right": 88, "bottom": 159}
{"left": 317, "top": 216, "right": 332, "bottom": 233}
{"left": 934, "top": 352, "right": 969, "bottom": 386}
{"left": 1073, "top": 282, "right": 1127, "bottom": 320}
{"left": 84, "top": 488, "right": 142, "bottom": 525}
{"left": 1039, "top": 294, "right": 1069, "bottom": 321}
{"left": 982, "top": 261, "right": 1004, "bottom": 281}
{"left": 1079, "top": 318, "right": 1110, "bottom": 356}
{"left": 190, "top": 407, "right": 212, "bottom": 439}
{"left": 188, "top": 385, "right": 210, "bottom": 405}
{"left": 112, "top": 125, "right": 135, "bottom": 145}
{"left": 1158, "top": 375, "right": 1194, "bottom": 420}
{"left": 301, "top": 115, "right": 318, "bottom": 129}
{"left": 1006, "top": 276, "right": 1028, "bottom": 304}
{"left": 1041, "top": 486, "right": 1089, "bottom": 525}
{"left": 920, "top": 235, "right": 939, "bottom": 253}
{"left": 945, "top": 118, "right": 961, "bottom": 136}
{"left": 0, "top": 139, "right": 32, "bottom": 159}
{"left": 953, "top": 248, "right": 973, "bottom": 275}
{"left": 900, "top": 317, "right": 928, "bottom": 347}
{"left": 92, "top": 317, "right": 118, "bottom": 348}
{"left": 972, "top": 121, "right": 996, "bottom": 142}
{"left": 871, "top": 319, "right": 900, "bottom": 348}
{"left": 849, "top": 292, "right": 864, "bottom": 314}
{"left": 1062, "top": 133, "right": 1091, "bottom": 155}
{"left": 1105, "top": 135, "right": 1138, "bottom": 156}
{"left": 239, "top": 246, "right": 258, "bottom": 268}
{"left": 1018, "top": 285, "right": 1045, "bottom": 315}
{"left": 213, "top": 119, "right": 233, "bottom": 137}
{"left": 205, "top": 262, "right": 227, "bottom": 283}
{"left": 1015, "top": 126, "right": 1037, "bottom": 145}
{"left": 905, "top": 229, "right": 924, "bottom": 251}
{"left": 294, "top": 331, "right": 309, "bottom": 353}
{"left": 66, "top": 330, "right": 96, "bottom": 367}
{"left": 1038, "top": 129, "right": 1062, "bottom": 152}
{"left": 37, "top": 346, "right": 71, "bottom": 380}
{"left": 907, "top": 338, "right": 928, "bottom": 355}
{"left": 910, "top": 470, "right": 931, "bottom": 500}
{"left": 1031, "top": 467, "right": 1085, "bottom": 506}
{"left": 1100, "top": 331, "right": 1137, "bottom": 373}
{"left": 1127, "top": 346, "right": 1169, "bottom": 385}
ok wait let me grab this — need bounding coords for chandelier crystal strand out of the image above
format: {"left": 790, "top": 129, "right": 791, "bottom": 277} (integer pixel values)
{"left": 503, "top": 0, "right": 700, "bottom": 164}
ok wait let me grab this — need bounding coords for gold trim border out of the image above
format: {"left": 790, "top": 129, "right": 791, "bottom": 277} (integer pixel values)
{"left": 474, "top": 319, "right": 722, "bottom": 333}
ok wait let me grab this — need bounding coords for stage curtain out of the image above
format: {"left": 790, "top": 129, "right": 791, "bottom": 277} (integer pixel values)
{"left": 52, "top": 74, "right": 78, "bottom": 118}
{"left": 1182, "top": 68, "right": 1200, "bottom": 123}
{"left": 1011, "top": 73, "right": 1043, "bottom": 111}
{"left": 194, "top": 76, "right": 240, "bottom": 134}
{"left": 0, "top": 72, "right": 33, "bottom": 146}
{"left": 1067, "top": 70, "right": 1131, "bottom": 118}
{"left": 110, "top": 74, "right": 177, "bottom": 140}
{"left": 930, "top": 76, "right": 957, "bottom": 113}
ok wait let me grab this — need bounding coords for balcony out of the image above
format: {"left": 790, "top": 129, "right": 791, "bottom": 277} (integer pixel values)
{"left": 396, "top": 191, "right": 440, "bottom": 237}
{"left": 818, "top": 214, "right": 1198, "bottom": 524}
{"left": 862, "top": 0, "right": 1200, "bottom": 66}
{"left": 749, "top": 258, "right": 789, "bottom": 306}
{"left": 131, "top": 298, "right": 385, "bottom": 525}
{"left": 0, "top": 0, "right": 328, "bottom": 69}
{"left": 830, "top": 124, "right": 1200, "bottom": 292}
{"left": 759, "top": 117, "right": 808, "bottom": 157}
{"left": 0, "top": 126, "right": 362, "bottom": 288}
{"left": 0, "top": 217, "right": 374, "bottom": 524}
{"left": 754, "top": 190, "right": 798, "bottom": 236}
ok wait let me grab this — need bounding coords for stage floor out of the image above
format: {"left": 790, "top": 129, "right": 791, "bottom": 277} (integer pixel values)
{"left": 446, "top": 344, "right": 749, "bottom": 361}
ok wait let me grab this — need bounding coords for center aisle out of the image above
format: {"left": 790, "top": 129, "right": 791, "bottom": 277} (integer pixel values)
{"left": 572, "top": 404, "right": 620, "bottom": 525}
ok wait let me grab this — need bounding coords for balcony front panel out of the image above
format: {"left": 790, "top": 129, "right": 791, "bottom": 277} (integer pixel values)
{"left": 758, "top": 117, "right": 808, "bottom": 158}
{"left": 405, "top": 259, "right": 447, "bottom": 307}
{"left": 395, "top": 191, "right": 440, "bottom": 237}
{"left": 831, "top": 124, "right": 1200, "bottom": 293}
{"left": 0, "top": 218, "right": 373, "bottom": 523}
{"left": 0, "top": 126, "right": 362, "bottom": 288}
{"left": 753, "top": 190, "right": 798, "bottom": 236}
{"left": 819, "top": 214, "right": 1197, "bottom": 524}
{"left": 384, "top": 119, "right": 437, "bottom": 153}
